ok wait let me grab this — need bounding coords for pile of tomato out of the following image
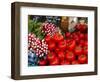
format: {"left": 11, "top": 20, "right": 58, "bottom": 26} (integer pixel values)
{"left": 43, "top": 32, "right": 87, "bottom": 65}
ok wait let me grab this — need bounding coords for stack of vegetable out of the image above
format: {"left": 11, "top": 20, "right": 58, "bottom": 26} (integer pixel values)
{"left": 28, "top": 16, "right": 88, "bottom": 66}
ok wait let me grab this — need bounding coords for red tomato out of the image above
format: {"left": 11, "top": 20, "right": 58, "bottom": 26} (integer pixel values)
{"left": 83, "top": 46, "right": 88, "bottom": 55}
{"left": 84, "top": 41, "right": 88, "bottom": 46}
{"left": 50, "top": 57, "right": 59, "bottom": 65}
{"left": 58, "top": 40, "right": 67, "bottom": 50}
{"left": 71, "top": 60, "right": 79, "bottom": 65}
{"left": 72, "top": 32, "right": 76, "bottom": 37}
{"left": 65, "top": 32, "right": 71, "bottom": 38}
{"left": 60, "top": 60, "right": 70, "bottom": 65}
{"left": 84, "top": 34, "right": 88, "bottom": 40}
{"left": 74, "top": 46, "right": 82, "bottom": 55}
{"left": 66, "top": 39, "right": 71, "bottom": 43}
{"left": 65, "top": 51, "right": 75, "bottom": 61}
{"left": 57, "top": 51, "right": 65, "bottom": 60}
{"left": 38, "top": 60, "right": 47, "bottom": 66}
{"left": 79, "top": 40, "right": 85, "bottom": 47}
{"left": 78, "top": 54, "right": 87, "bottom": 64}
{"left": 70, "top": 35, "right": 74, "bottom": 39}
{"left": 53, "top": 33, "right": 64, "bottom": 42}
{"left": 74, "top": 35, "right": 80, "bottom": 44}
{"left": 45, "top": 34, "right": 51, "bottom": 43}
{"left": 86, "top": 58, "right": 88, "bottom": 64}
{"left": 55, "top": 48, "right": 60, "bottom": 54}
{"left": 75, "top": 24, "right": 87, "bottom": 33}
{"left": 76, "top": 31, "right": 81, "bottom": 35}
{"left": 48, "top": 41, "right": 56, "bottom": 50}
{"left": 47, "top": 52, "right": 56, "bottom": 61}
{"left": 79, "top": 33, "right": 85, "bottom": 39}
{"left": 66, "top": 40, "right": 76, "bottom": 50}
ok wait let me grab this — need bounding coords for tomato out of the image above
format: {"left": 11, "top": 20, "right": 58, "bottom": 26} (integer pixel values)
{"left": 72, "top": 32, "right": 76, "bottom": 37}
{"left": 47, "top": 52, "right": 56, "bottom": 61}
{"left": 84, "top": 34, "right": 88, "bottom": 40}
{"left": 71, "top": 60, "right": 79, "bottom": 64}
{"left": 75, "top": 24, "right": 80, "bottom": 30}
{"left": 86, "top": 58, "right": 88, "bottom": 64}
{"left": 50, "top": 57, "right": 59, "bottom": 65}
{"left": 75, "top": 24, "right": 87, "bottom": 33}
{"left": 74, "top": 46, "right": 82, "bottom": 55}
{"left": 53, "top": 33, "right": 64, "bottom": 42}
{"left": 60, "top": 60, "right": 70, "bottom": 65}
{"left": 83, "top": 46, "right": 88, "bottom": 55}
{"left": 45, "top": 34, "right": 51, "bottom": 43}
{"left": 76, "top": 31, "right": 81, "bottom": 35}
{"left": 79, "top": 33, "right": 85, "bottom": 39}
{"left": 72, "top": 32, "right": 76, "bottom": 38}
{"left": 48, "top": 41, "right": 56, "bottom": 50}
{"left": 55, "top": 48, "right": 60, "bottom": 54}
{"left": 79, "top": 40, "right": 85, "bottom": 47}
{"left": 65, "top": 51, "right": 75, "bottom": 61}
{"left": 65, "top": 32, "right": 71, "bottom": 38}
{"left": 66, "top": 40, "right": 76, "bottom": 50}
{"left": 74, "top": 35, "right": 80, "bottom": 44}
{"left": 78, "top": 54, "right": 87, "bottom": 64}
{"left": 57, "top": 51, "right": 65, "bottom": 60}
{"left": 38, "top": 60, "right": 47, "bottom": 66}
{"left": 80, "top": 24, "right": 87, "bottom": 33}
{"left": 84, "top": 41, "right": 88, "bottom": 46}
{"left": 66, "top": 39, "right": 71, "bottom": 43}
{"left": 58, "top": 40, "right": 67, "bottom": 50}
{"left": 70, "top": 35, "right": 74, "bottom": 39}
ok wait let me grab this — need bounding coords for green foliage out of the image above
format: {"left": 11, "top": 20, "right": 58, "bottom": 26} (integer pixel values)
{"left": 28, "top": 19, "right": 45, "bottom": 40}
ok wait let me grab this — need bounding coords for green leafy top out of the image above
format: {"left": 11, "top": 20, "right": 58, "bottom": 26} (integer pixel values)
{"left": 28, "top": 19, "right": 45, "bottom": 40}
